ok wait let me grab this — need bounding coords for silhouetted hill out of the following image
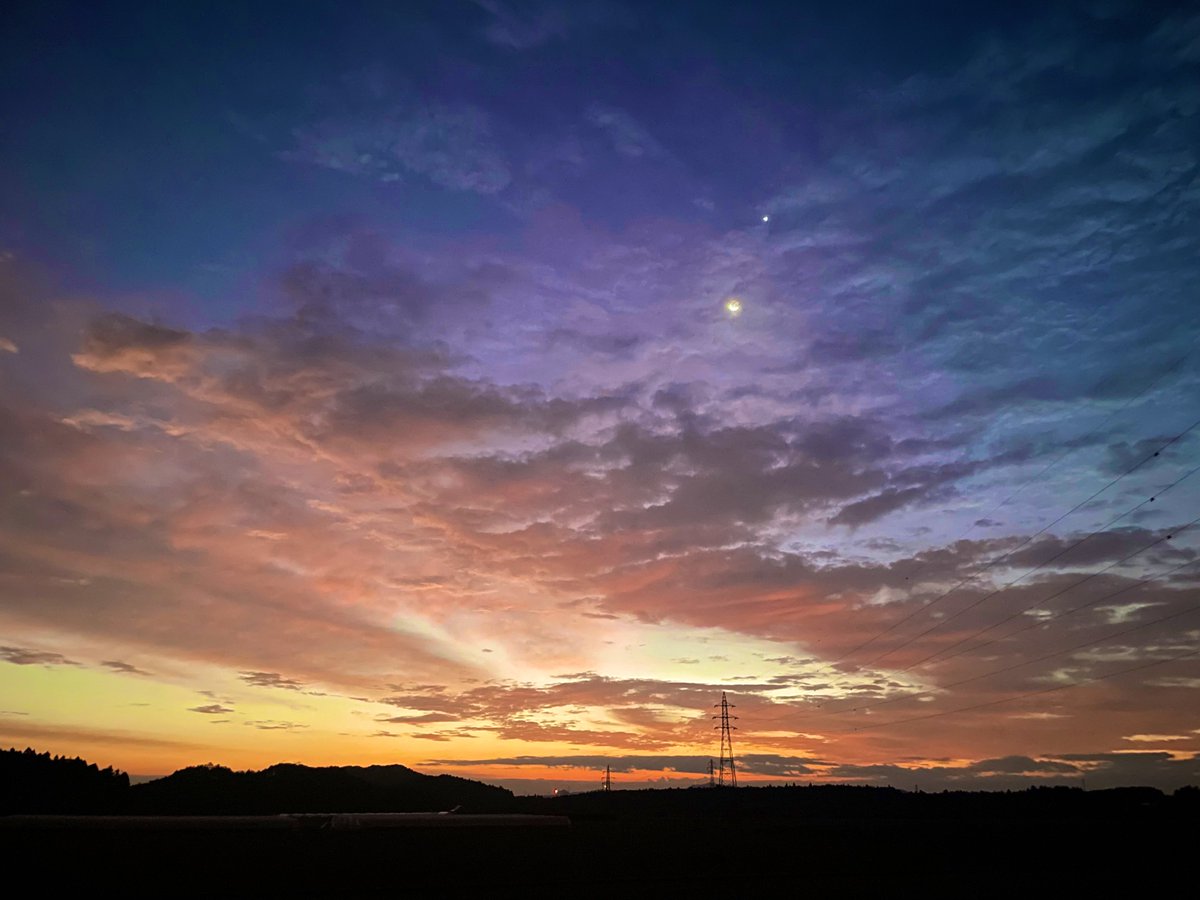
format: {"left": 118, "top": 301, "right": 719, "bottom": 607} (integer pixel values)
{"left": 0, "top": 747, "right": 129, "bottom": 814}
{"left": 5, "top": 746, "right": 1197, "bottom": 820}
{"left": 130, "top": 761, "right": 513, "bottom": 814}
{"left": 2, "top": 749, "right": 512, "bottom": 815}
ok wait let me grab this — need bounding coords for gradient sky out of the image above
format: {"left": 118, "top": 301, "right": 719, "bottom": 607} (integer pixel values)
{"left": 2, "top": 0, "right": 1199, "bottom": 793}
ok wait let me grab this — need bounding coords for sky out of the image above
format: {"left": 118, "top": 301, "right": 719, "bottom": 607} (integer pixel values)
{"left": 1, "top": 0, "right": 1199, "bottom": 794}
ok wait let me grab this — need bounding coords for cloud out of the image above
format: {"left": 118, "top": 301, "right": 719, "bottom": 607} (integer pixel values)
{"left": 72, "top": 315, "right": 195, "bottom": 380}
{"left": 4, "top": 265, "right": 1198, "bottom": 723}
{"left": 473, "top": 0, "right": 569, "bottom": 49}
{"left": 289, "top": 104, "right": 511, "bottom": 193}
{"left": 239, "top": 672, "right": 304, "bottom": 691}
{"left": 70, "top": 305, "right": 617, "bottom": 462}
{"left": 0, "top": 717, "right": 214, "bottom": 752}
{"left": 548, "top": 327, "right": 643, "bottom": 358}
{"left": 585, "top": 104, "right": 667, "bottom": 159}
{"left": 1045, "top": 751, "right": 1200, "bottom": 790}
{"left": 428, "top": 754, "right": 731, "bottom": 774}
{"left": 760, "top": 10, "right": 1199, "bottom": 433}
{"left": 1004, "top": 525, "right": 1194, "bottom": 570}
{"left": 188, "top": 704, "right": 235, "bottom": 715}
{"left": 426, "top": 750, "right": 1200, "bottom": 792}
{"left": 276, "top": 244, "right": 511, "bottom": 331}
{"left": 829, "top": 486, "right": 940, "bottom": 529}
{"left": 0, "top": 646, "right": 79, "bottom": 666}
{"left": 473, "top": 0, "right": 626, "bottom": 49}
{"left": 735, "top": 754, "right": 825, "bottom": 777}
{"left": 1123, "top": 733, "right": 1191, "bottom": 742}
{"left": 101, "top": 660, "right": 153, "bottom": 676}
{"left": 376, "top": 713, "right": 460, "bottom": 725}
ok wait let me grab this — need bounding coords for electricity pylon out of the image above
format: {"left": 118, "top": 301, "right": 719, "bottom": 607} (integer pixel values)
{"left": 712, "top": 691, "right": 738, "bottom": 787}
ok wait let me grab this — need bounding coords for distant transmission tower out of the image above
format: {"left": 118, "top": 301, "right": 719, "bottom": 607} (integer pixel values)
{"left": 708, "top": 759, "right": 715, "bottom": 787}
{"left": 602, "top": 765, "right": 612, "bottom": 792}
{"left": 712, "top": 691, "right": 738, "bottom": 787}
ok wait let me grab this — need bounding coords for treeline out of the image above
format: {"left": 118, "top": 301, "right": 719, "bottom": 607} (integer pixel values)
{"left": 5, "top": 747, "right": 1197, "bottom": 818}
{"left": 1, "top": 748, "right": 130, "bottom": 813}
{"left": 1, "top": 748, "right": 512, "bottom": 815}
{"left": 519, "top": 782, "right": 1200, "bottom": 820}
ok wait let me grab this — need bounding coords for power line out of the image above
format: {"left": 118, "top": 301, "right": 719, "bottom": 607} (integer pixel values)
{"left": 811, "top": 554, "right": 1195, "bottom": 724}
{"left": 938, "top": 555, "right": 1200, "bottom": 667}
{"left": 854, "top": 646, "right": 1200, "bottom": 733}
{"left": 802, "top": 554, "right": 1199, "bottom": 721}
{"left": 833, "top": 562, "right": 1200, "bottom": 717}
{"left": 791, "top": 482, "right": 1198, "bottom": 722}
{"left": 832, "top": 338, "right": 1200, "bottom": 664}
{"left": 854, "top": 414, "right": 1200, "bottom": 669}
{"left": 904, "top": 510, "right": 1200, "bottom": 671}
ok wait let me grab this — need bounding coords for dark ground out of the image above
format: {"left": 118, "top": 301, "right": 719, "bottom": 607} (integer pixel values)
{"left": 5, "top": 786, "right": 1195, "bottom": 896}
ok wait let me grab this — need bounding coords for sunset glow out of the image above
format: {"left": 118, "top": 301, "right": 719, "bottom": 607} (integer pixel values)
{"left": 1, "top": 1, "right": 1198, "bottom": 794}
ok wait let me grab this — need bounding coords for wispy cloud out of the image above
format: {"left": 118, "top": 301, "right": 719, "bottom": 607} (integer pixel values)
{"left": 585, "top": 104, "right": 667, "bottom": 159}
{"left": 288, "top": 104, "right": 511, "bottom": 193}
{"left": 188, "top": 704, "right": 235, "bottom": 715}
{"left": 0, "top": 646, "right": 79, "bottom": 667}
{"left": 239, "top": 672, "right": 305, "bottom": 691}
{"left": 101, "top": 660, "right": 153, "bottom": 677}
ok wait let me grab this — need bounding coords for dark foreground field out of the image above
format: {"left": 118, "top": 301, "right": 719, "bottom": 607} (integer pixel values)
{"left": 5, "top": 787, "right": 1195, "bottom": 896}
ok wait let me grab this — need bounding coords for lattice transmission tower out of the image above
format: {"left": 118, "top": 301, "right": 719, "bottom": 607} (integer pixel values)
{"left": 602, "top": 765, "right": 612, "bottom": 792}
{"left": 712, "top": 691, "right": 738, "bottom": 787}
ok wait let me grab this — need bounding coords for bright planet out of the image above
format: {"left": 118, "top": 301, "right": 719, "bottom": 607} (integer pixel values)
{"left": 724, "top": 298, "right": 743, "bottom": 316}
